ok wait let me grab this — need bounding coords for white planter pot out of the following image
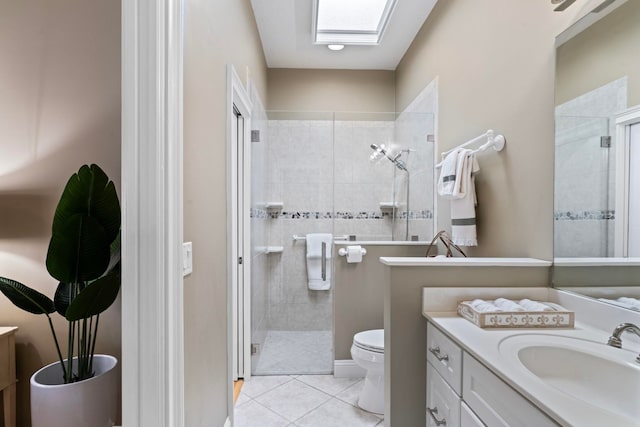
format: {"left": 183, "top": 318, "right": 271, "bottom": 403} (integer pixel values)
{"left": 30, "top": 354, "right": 118, "bottom": 427}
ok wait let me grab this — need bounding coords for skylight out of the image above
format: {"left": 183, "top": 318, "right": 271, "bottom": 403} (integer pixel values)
{"left": 314, "top": 0, "right": 397, "bottom": 45}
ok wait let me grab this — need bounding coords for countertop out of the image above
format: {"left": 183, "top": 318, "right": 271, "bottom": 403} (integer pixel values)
{"left": 423, "top": 312, "right": 640, "bottom": 426}
{"left": 380, "top": 257, "right": 552, "bottom": 267}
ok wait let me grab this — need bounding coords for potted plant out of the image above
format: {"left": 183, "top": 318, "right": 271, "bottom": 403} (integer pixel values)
{"left": 0, "top": 164, "right": 121, "bottom": 427}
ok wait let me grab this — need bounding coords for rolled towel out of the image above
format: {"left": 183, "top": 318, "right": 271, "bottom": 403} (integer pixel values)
{"left": 599, "top": 298, "right": 635, "bottom": 310}
{"left": 493, "top": 298, "right": 524, "bottom": 312}
{"left": 617, "top": 297, "right": 640, "bottom": 310}
{"left": 469, "top": 299, "right": 501, "bottom": 312}
{"left": 519, "top": 299, "right": 553, "bottom": 312}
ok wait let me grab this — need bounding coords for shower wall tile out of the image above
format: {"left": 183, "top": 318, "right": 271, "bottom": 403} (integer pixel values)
{"left": 283, "top": 182, "right": 333, "bottom": 212}
{"left": 286, "top": 301, "right": 333, "bottom": 331}
{"left": 554, "top": 78, "right": 627, "bottom": 256}
{"left": 554, "top": 219, "right": 611, "bottom": 257}
{"left": 334, "top": 183, "right": 393, "bottom": 212}
{"left": 264, "top": 108, "right": 436, "bottom": 332}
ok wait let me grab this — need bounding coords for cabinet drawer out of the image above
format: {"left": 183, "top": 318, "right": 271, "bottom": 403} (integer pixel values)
{"left": 426, "top": 361, "right": 460, "bottom": 427}
{"left": 427, "top": 322, "right": 463, "bottom": 394}
{"left": 462, "top": 353, "right": 558, "bottom": 427}
{"left": 461, "top": 402, "right": 485, "bottom": 427}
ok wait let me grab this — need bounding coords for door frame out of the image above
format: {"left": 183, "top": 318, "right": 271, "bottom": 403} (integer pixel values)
{"left": 227, "top": 65, "right": 253, "bottom": 382}
{"left": 614, "top": 104, "right": 640, "bottom": 256}
{"left": 121, "top": 0, "right": 185, "bottom": 425}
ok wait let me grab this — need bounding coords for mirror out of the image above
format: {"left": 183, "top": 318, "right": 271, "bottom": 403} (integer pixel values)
{"left": 553, "top": 0, "right": 640, "bottom": 309}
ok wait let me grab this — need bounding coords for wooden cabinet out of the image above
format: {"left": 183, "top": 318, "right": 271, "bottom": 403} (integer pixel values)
{"left": 0, "top": 327, "right": 17, "bottom": 427}
{"left": 426, "top": 321, "right": 558, "bottom": 427}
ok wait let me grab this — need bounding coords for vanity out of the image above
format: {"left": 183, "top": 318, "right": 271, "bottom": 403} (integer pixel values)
{"left": 0, "top": 327, "right": 17, "bottom": 427}
{"left": 423, "top": 289, "right": 640, "bottom": 427}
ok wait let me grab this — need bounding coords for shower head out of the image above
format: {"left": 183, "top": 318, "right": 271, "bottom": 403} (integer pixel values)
{"left": 369, "top": 143, "right": 408, "bottom": 172}
{"left": 369, "top": 144, "right": 385, "bottom": 162}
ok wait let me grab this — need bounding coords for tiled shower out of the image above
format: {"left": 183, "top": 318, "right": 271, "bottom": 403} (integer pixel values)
{"left": 554, "top": 78, "right": 627, "bottom": 257}
{"left": 250, "top": 85, "right": 437, "bottom": 376}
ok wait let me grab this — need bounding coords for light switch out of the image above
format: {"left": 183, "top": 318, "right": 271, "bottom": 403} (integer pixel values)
{"left": 182, "top": 242, "right": 193, "bottom": 276}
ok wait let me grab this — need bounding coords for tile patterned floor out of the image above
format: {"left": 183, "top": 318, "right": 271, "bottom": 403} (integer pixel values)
{"left": 234, "top": 375, "right": 384, "bottom": 427}
{"left": 254, "top": 331, "right": 333, "bottom": 375}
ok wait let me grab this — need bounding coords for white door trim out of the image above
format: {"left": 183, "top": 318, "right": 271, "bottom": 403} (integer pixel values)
{"left": 227, "top": 65, "right": 253, "bottom": 386}
{"left": 614, "top": 105, "right": 640, "bottom": 257}
{"left": 121, "top": 0, "right": 185, "bottom": 426}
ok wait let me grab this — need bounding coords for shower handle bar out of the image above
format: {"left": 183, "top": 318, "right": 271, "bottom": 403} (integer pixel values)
{"left": 292, "top": 234, "right": 349, "bottom": 241}
{"left": 321, "top": 242, "right": 326, "bottom": 281}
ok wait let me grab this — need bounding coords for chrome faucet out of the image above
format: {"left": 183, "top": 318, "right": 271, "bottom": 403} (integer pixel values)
{"left": 607, "top": 323, "right": 640, "bottom": 363}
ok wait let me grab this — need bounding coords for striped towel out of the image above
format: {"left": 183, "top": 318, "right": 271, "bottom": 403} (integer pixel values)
{"left": 450, "top": 150, "right": 479, "bottom": 246}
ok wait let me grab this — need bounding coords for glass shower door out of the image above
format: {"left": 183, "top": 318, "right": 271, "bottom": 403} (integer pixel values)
{"left": 253, "top": 112, "right": 335, "bottom": 375}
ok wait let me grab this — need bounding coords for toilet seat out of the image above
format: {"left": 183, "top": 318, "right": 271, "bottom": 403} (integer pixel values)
{"left": 353, "top": 329, "right": 384, "bottom": 354}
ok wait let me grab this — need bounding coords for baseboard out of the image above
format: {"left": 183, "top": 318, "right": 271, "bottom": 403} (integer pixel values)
{"left": 223, "top": 417, "right": 231, "bottom": 427}
{"left": 333, "top": 359, "right": 366, "bottom": 378}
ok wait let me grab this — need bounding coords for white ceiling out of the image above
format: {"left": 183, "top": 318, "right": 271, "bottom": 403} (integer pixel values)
{"left": 250, "top": 0, "right": 438, "bottom": 70}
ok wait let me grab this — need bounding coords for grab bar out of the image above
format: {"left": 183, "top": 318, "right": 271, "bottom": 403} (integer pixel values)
{"left": 321, "top": 242, "right": 327, "bottom": 281}
{"left": 292, "top": 234, "right": 350, "bottom": 241}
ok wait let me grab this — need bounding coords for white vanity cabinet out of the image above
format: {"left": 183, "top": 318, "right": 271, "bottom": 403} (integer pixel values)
{"left": 426, "top": 321, "right": 559, "bottom": 427}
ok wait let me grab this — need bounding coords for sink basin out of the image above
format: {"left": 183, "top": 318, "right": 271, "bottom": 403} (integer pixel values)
{"left": 498, "top": 334, "right": 640, "bottom": 421}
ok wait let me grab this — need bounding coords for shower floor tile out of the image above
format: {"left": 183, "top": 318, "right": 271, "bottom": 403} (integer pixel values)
{"left": 254, "top": 330, "right": 333, "bottom": 375}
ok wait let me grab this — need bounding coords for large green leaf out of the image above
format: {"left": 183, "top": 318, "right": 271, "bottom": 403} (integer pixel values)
{"left": 0, "top": 277, "right": 55, "bottom": 315}
{"left": 104, "top": 232, "right": 121, "bottom": 276}
{"left": 51, "top": 164, "right": 121, "bottom": 244}
{"left": 54, "top": 282, "right": 74, "bottom": 317}
{"left": 65, "top": 271, "right": 121, "bottom": 321}
{"left": 46, "top": 214, "right": 111, "bottom": 283}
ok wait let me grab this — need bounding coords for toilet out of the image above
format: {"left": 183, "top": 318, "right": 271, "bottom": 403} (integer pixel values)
{"left": 351, "top": 329, "right": 384, "bottom": 414}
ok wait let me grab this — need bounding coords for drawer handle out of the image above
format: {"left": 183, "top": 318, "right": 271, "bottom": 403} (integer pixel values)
{"left": 427, "top": 406, "right": 447, "bottom": 426}
{"left": 428, "top": 346, "right": 449, "bottom": 362}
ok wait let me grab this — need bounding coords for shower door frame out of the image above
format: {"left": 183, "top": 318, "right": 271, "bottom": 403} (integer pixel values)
{"left": 614, "top": 105, "right": 640, "bottom": 256}
{"left": 228, "top": 65, "right": 253, "bottom": 381}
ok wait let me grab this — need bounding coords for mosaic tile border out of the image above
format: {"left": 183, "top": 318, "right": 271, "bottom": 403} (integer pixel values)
{"left": 554, "top": 210, "right": 615, "bottom": 220}
{"left": 250, "top": 210, "right": 434, "bottom": 220}
{"left": 250, "top": 208, "right": 269, "bottom": 219}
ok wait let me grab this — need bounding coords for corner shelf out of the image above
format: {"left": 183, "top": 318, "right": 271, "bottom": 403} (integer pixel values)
{"left": 265, "top": 202, "right": 284, "bottom": 210}
{"left": 379, "top": 202, "right": 399, "bottom": 210}
{"left": 265, "top": 246, "right": 284, "bottom": 254}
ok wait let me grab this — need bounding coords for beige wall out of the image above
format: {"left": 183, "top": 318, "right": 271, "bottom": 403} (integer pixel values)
{"left": 333, "top": 244, "right": 430, "bottom": 360}
{"left": 267, "top": 69, "right": 395, "bottom": 112}
{"left": 395, "top": 0, "right": 583, "bottom": 259}
{"left": 556, "top": 0, "right": 640, "bottom": 106}
{"left": 183, "top": 0, "right": 267, "bottom": 425}
{"left": 384, "top": 265, "right": 550, "bottom": 426}
{"left": 0, "top": 1, "right": 121, "bottom": 425}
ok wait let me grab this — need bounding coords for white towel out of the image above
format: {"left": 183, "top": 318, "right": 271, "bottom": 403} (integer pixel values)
{"left": 306, "top": 233, "right": 333, "bottom": 290}
{"left": 450, "top": 150, "right": 479, "bottom": 246}
{"left": 494, "top": 298, "right": 524, "bottom": 312}
{"left": 469, "top": 299, "right": 501, "bottom": 312}
{"left": 518, "top": 299, "right": 553, "bottom": 312}
{"left": 617, "top": 297, "right": 640, "bottom": 310}
{"left": 437, "top": 148, "right": 463, "bottom": 199}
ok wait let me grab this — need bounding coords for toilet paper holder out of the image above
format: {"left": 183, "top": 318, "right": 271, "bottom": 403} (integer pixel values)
{"left": 338, "top": 245, "right": 367, "bottom": 263}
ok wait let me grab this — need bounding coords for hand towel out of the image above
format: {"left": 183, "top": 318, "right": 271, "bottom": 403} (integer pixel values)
{"left": 518, "top": 299, "right": 553, "bottom": 312}
{"left": 450, "top": 150, "right": 479, "bottom": 246}
{"left": 306, "top": 233, "right": 333, "bottom": 290}
{"left": 617, "top": 297, "right": 640, "bottom": 310}
{"left": 493, "top": 298, "right": 524, "bottom": 311}
{"left": 469, "top": 299, "right": 501, "bottom": 312}
{"left": 437, "top": 148, "right": 463, "bottom": 199}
